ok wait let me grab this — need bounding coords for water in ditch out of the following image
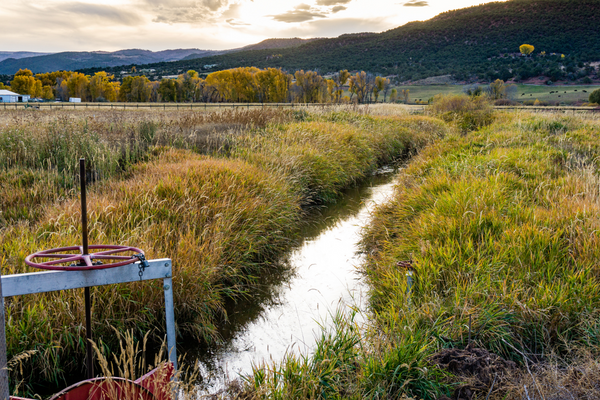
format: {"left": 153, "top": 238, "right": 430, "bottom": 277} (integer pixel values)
{"left": 194, "top": 167, "right": 401, "bottom": 393}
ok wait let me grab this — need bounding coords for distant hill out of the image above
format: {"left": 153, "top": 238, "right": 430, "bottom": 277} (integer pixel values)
{"left": 0, "top": 39, "right": 322, "bottom": 75}
{"left": 0, "top": 51, "right": 50, "bottom": 63}
{"left": 180, "top": 38, "right": 320, "bottom": 61}
{"left": 0, "top": 48, "right": 218, "bottom": 74}
{"left": 238, "top": 37, "right": 322, "bottom": 52}
{"left": 104, "top": 0, "right": 599, "bottom": 81}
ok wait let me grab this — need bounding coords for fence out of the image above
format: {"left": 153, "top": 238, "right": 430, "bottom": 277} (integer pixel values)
{"left": 0, "top": 102, "right": 331, "bottom": 111}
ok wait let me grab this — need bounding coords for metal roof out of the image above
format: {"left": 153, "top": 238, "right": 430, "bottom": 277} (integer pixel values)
{"left": 0, "top": 89, "right": 20, "bottom": 96}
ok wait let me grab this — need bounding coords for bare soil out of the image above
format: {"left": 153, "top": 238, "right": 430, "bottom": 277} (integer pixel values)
{"left": 431, "top": 346, "right": 518, "bottom": 400}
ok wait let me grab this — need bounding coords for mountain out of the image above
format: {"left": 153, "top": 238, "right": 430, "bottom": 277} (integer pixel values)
{"left": 238, "top": 37, "right": 322, "bottom": 52}
{"left": 180, "top": 38, "right": 321, "bottom": 61}
{"left": 0, "top": 48, "right": 218, "bottom": 74}
{"left": 0, "top": 39, "right": 321, "bottom": 75}
{"left": 0, "top": 52, "right": 51, "bottom": 63}
{"left": 103, "top": 0, "right": 599, "bottom": 81}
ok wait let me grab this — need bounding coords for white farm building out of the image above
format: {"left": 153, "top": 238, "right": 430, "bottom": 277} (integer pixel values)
{"left": 0, "top": 90, "right": 30, "bottom": 103}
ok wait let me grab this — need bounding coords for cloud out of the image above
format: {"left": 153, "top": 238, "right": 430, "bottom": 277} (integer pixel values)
{"left": 403, "top": 0, "right": 429, "bottom": 6}
{"left": 274, "top": 16, "right": 389, "bottom": 38}
{"left": 59, "top": 3, "right": 144, "bottom": 25}
{"left": 226, "top": 18, "right": 250, "bottom": 26}
{"left": 315, "top": 0, "right": 352, "bottom": 5}
{"left": 331, "top": 6, "right": 347, "bottom": 13}
{"left": 270, "top": 3, "right": 330, "bottom": 23}
{"left": 270, "top": 9, "right": 327, "bottom": 23}
{"left": 146, "top": 0, "right": 230, "bottom": 24}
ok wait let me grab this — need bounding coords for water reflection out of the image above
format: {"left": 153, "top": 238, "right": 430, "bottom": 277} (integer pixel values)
{"left": 193, "top": 168, "right": 400, "bottom": 393}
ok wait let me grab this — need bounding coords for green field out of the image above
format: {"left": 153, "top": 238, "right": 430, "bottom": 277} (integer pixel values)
{"left": 393, "top": 84, "right": 600, "bottom": 104}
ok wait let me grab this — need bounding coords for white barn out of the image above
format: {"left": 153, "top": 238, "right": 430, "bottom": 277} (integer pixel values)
{"left": 0, "top": 90, "right": 30, "bottom": 103}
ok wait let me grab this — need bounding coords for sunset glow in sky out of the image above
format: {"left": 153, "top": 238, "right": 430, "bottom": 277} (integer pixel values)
{"left": 1, "top": 0, "right": 508, "bottom": 52}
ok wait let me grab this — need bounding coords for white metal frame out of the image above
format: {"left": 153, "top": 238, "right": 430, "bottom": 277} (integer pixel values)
{"left": 0, "top": 258, "right": 177, "bottom": 377}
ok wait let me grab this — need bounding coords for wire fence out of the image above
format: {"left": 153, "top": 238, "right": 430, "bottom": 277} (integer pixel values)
{"left": 0, "top": 102, "right": 331, "bottom": 111}
{"left": 1, "top": 102, "right": 598, "bottom": 114}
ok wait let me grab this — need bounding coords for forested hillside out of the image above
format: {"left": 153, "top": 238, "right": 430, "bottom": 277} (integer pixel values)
{"left": 87, "top": 0, "right": 599, "bottom": 81}
{"left": 0, "top": 49, "right": 220, "bottom": 75}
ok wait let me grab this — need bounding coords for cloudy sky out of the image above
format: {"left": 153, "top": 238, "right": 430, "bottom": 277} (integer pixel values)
{"left": 1, "top": 0, "right": 507, "bottom": 53}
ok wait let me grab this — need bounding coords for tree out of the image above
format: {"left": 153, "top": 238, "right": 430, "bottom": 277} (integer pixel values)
{"left": 119, "top": 76, "right": 152, "bottom": 102}
{"left": 330, "top": 70, "right": 350, "bottom": 103}
{"left": 55, "top": 78, "right": 70, "bottom": 101}
{"left": 519, "top": 44, "right": 535, "bottom": 56}
{"left": 590, "top": 88, "right": 600, "bottom": 104}
{"left": 293, "top": 70, "right": 326, "bottom": 103}
{"left": 373, "top": 76, "right": 387, "bottom": 103}
{"left": 41, "top": 86, "right": 54, "bottom": 100}
{"left": 390, "top": 88, "right": 398, "bottom": 103}
{"left": 401, "top": 89, "right": 410, "bottom": 104}
{"left": 158, "top": 78, "right": 177, "bottom": 102}
{"left": 10, "top": 69, "right": 42, "bottom": 97}
{"left": 89, "top": 71, "right": 117, "bottom": 101}
{"left": 255, "top": 68, "right": 290, "bottom": 103}
{"left": 66, "top": 72, "right": 90, "bottom": 100}
{"left": 488, "top": 79, "right": 506, "bottom": 99}
{"left": 349, "top": 71, "right": 371, "bottom": 103}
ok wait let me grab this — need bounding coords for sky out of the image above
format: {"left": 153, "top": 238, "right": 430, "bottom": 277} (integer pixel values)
{"left": 0, "top": 0, "right": 508, "bottom": 53}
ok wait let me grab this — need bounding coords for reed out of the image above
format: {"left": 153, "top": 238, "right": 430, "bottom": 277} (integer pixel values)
{"left": 0, "top": 107, "right": 448, "bottom": 394}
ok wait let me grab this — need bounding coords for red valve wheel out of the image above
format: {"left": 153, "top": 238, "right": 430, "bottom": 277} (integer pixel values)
{"left": 25, "top": 245, "right": 145, "bottom": 271}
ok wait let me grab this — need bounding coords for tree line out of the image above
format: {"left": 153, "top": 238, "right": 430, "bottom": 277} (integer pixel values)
{"left": 0, "top": 67, "right": 399, "bottom": 104}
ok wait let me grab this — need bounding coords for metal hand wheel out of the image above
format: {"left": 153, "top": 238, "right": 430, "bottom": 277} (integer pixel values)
{"left": 25, "top": 245, "right": 145, "bottom": 271}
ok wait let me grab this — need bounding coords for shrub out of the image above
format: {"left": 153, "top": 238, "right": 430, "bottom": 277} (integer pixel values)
{"left": 523, "top": 99, "right": 549, "bottom": 106}
{"left": 494, "top": 99, "right": 516, "bottom": 106}
{"left": 589, "top": 88, "right": 600, "bottom": 104}
{"left": 430, "top": 94, "right": 494, "bottom": 132}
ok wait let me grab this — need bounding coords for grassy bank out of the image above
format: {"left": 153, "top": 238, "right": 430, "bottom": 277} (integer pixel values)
{"left": 0, "top": 107, "right": 448, "bottom": 395}
{"left": 240, "top": 106, "right": 600, "bottom": 399}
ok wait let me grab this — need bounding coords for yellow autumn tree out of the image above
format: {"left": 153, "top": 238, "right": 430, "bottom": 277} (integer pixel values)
{"left": 349, "top": 72, "right": 369, "bottom": 103}
{"left": 255, "top": 68, "right": 290, "bottom": 103}
{"left": 66, "top": 72, "right": 90, "bottom": 100}
{"left": 11, "top": 69, "right": 43, "bottom": 97}
{"left": 519, "top": 44, "right": 535, "bottom": 56}
{"left": 89, "top": 71, "right": 118, "bottom": 101}
{"left": 373, "top": 76, "right": 389, "bottom": 103}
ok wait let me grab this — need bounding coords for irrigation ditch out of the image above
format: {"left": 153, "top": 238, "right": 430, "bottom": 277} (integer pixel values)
{"left": 189, "top": 166, "right": 401, "bottom": 394}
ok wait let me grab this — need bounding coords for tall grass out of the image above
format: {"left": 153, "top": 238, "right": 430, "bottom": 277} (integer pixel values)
{"left": 0, "top": 108, "right": 448, "bottom": 395}
{"left": 239, "top": 111, "right": 600, "bottom": 399}
{"left": 242, "top": 309, "right": 448, "bottom": 400}
{"left": 0, "top": 108, "right": 293, "bottom": 226}
{"left": 356, "top": 111, "right": 600, "bottom": 397}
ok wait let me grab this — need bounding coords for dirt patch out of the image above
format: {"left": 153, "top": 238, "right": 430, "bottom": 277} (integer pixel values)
{"left": 431, "top": 346, "right": 518, "bottom": 400}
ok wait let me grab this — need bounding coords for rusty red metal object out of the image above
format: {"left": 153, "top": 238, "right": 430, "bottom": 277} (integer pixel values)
{"left": 25, "top": 245, "right": 144, "bottom": 271}
{"left": 9, "top": 363, "right": 173, "bottom": 400}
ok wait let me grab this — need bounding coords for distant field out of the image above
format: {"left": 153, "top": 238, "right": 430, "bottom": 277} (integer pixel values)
{"left": 392, "top": 84, "right": 600, "bottom": 104}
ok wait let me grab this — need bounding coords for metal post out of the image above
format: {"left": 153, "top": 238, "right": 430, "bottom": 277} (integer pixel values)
{"left": 0, "top": 272, "right": 10, "bottom": 400}
{"left": 163, "top": 275, "right": 177, "bottom": 370}
{"left": 79, "top": 159, "right": 94, "bottom": 379}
